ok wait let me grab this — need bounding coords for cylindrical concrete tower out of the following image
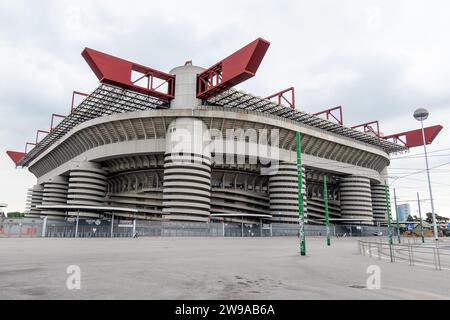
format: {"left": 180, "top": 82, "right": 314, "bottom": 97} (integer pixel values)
{"left": 339, "top": 175, "right": 373, "bottom": 225}
{"left": 41, "top": 176, "right": 68, "bottom": 218}
{"left": 26, "top": 184, "right": 44, "bottom": 217}
{"left": 67, "top": 162, "right": 107, "bottom": 206}
{"left": 162, "top": 64, "right": 212, "bottom": 222}
{"left": 268, "top": 162, "right": 306, "bottom": 224}
{"left": 163, "top": 117, "right": 211, "bottom": 222}
{"left": 371, "top": 183, "right": 388, "bottom": 224}
{"left": 169, "top": 63, "right": 204, "bottom": 109}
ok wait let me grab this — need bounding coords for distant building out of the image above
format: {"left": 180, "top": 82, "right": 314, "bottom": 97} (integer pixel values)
{"left": 396, "top": 203, "right": 411, "bottom": 222}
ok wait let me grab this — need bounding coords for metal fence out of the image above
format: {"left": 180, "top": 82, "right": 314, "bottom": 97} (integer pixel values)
{"left": 0, "top": 220, "right": 42, "bottom": 238}
{"left": 1, "top": 218, "right": 390, "bottom": 239}
{"left": 358, "top": 239, "right": 450, "bottom": 271}
{"left": 43, "top": 221, "right": 270, "bottom": 238}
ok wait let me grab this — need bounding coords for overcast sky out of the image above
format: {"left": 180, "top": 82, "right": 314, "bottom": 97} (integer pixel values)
{"left": 1, "top": 0, "right": 449, "bottom": 219}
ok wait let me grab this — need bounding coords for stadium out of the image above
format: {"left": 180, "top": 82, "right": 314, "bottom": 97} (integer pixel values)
{"left": 6, "top": 38, "right": 443, "bottom": 230}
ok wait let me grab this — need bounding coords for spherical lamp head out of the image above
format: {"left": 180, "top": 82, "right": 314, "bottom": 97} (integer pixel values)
{"left": 414, "top": 108, "right": 429, "bottom": 121}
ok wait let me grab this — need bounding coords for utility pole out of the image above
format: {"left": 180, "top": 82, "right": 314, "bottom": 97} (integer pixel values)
{"left": 417, "top": 192, "right": 425, "bottom": 243}
{"left": 296, "top": 131, "right": 306, "bottom": 256}
{"left": 384, "top": 183, "right": 393, "bottom": 245}
{"left": 323, "top": 175, "right": 330, "bottom": 246}
{"left": 394, "top": 188, "right": 401, "bottom": 243}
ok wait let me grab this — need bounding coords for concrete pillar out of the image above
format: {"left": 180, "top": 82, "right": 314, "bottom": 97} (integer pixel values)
{"left": 339, "top": 175, "right": 373, "bottom": 225}
{"left": 268, "top": 162, "right": 307, "bottom": 224}
{"left": 67, "top": 161, "right": 106, "bottom": 207}
{"left": 169, "top": 64, "right": 205, "bottom": 109}
{"left": 162, "top": 117, "right": 211, "bottom": 222}
{"left": 41, "top": 176, "right": 68, "bottom": 219}
{"left": 26, "top": 184, "right": 44, "bottom": 218}
{"left": 371, "top": 183, "right": 388, "bottom": 225}
{"left": 66, "top": 161, "right": 107, "bottom": 220}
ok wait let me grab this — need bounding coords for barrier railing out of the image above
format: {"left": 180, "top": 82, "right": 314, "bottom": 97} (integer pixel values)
{"left": 358, "top": 239, "right": 450, "bottom": 271}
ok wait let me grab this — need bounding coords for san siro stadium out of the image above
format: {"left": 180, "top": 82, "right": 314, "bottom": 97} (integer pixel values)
{"left": 7, "top": 38, "right": 442, "bottom": 235}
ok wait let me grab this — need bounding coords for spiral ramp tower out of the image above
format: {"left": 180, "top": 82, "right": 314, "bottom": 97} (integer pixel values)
{"left": 25, "top": 184, "right": 44, "bottom": 218}
{"left": 41, "top": 176, "right": 68, "bottom": 219}
{"left": 268, "top": 162, "right": 306, "bottom": 223}
{"left": 162, "top": 118, "right": 212, "bottom": 222}
{"left": 371, "top": 183, "right": 388, "bottom": 225}
{"left": 67, "top": 162, "right": 107, "bottom": 217}
{"left": 339, "top": 176, "right": 373, "bottom": 225}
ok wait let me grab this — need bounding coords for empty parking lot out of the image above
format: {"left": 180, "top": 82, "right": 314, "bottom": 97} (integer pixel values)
{"left": 0, "top": 237, "right": 449, "bottom": 299}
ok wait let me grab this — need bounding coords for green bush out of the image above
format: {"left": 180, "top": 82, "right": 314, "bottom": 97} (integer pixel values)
{"left": 6, "top": 212, "right": 25, "bottom": 219}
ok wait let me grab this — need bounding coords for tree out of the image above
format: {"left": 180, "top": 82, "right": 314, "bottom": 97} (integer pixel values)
{"left": 425, "top": 212, "right": 449, "bottom": 224}
{"left": 6, "top": 212, "right": 24, "bottom": 219}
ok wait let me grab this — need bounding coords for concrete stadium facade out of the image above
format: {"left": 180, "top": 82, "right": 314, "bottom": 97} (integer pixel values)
{"left": 16, "top": 44, "right": 406, "bottom": 227}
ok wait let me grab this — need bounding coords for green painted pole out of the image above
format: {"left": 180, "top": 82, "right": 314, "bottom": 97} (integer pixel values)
{"left": 417, "top": 192, "right": 425, "bottom": 243}
{"left": 385, "top": 183, "right": 393, "bottom": 245}
{"left": 324, "top": 175, "right": 330, "bottom": 246}
{"left": 296, "top": 131, "right": 306, "bottom": 256}
{"left": 393, "top": 188, "right": 401, "bottom": 244}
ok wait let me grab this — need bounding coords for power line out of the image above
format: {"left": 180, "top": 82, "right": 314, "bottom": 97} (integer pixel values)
{"left": 389, "top": 176, "right": 450, "bottom": 187}
{"left": 389, "top": 160, "right": 450, "bottom": 184}
{"left": 390, "top": 147, "right": 450, "bottom": 160}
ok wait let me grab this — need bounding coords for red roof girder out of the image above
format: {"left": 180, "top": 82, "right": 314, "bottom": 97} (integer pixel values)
{"left": 197, "top": 38, "right": 270, "bottom": 99}
{"left": 383, "top": 125, "right": 443, "bottom": 148}
{"left": 82, "top": 48, "right": 175, "bottom": 101}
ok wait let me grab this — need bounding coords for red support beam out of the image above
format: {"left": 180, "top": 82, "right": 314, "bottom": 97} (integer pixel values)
{"left": 35, "top": 130, "right": 50, "bottom": 144}
{"left": 383, "top": 125, "right": 443, "bottom": 148}
{"left": 351, "top": 120, "right": 380, "bottom": 137}
{"left": 50, "top": 113, "right": 66, "bottom": 131}
{"left": 6, "top": 151, "right": 26, "bottom": 166}
{"left": 71, "top": 91, "right": 89, "bottom": 112}
{"left": 265, "top": 87, "right": 295, "bottom": 109}
{"left": 82, "top": 48, "right": 175, "bottom": 101}
{"left": 313, "top": 106, "right": 344, "bottom": 126}
{"left": 197, "top": 38, "right": 270, "bottom": 99}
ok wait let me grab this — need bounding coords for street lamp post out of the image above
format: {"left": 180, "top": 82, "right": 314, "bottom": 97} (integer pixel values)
{"left": 413, "top": 108, "right": 438, "bottom": 242}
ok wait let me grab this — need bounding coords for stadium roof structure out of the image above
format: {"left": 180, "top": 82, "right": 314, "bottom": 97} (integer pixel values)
{"left": 9, "top": 37, "right": 444, "bottom": 168}
{"left": 15, "top": 83, "right": 408, "bottom": 167}
{"left": 206, "top": 89, "right": 408, "bottom": 154}
{"left": 17, "top": 84, "right": 168, "bottom": 167}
